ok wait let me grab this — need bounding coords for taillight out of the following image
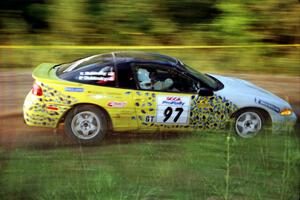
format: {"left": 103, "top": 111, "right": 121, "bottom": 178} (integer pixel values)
{"left": 32, "top": 82, "right": 43, "bottom": 96}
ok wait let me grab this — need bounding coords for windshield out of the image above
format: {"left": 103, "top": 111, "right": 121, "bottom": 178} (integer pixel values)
{"left": 181, "top": 63, "right": 218, "bottom": 90}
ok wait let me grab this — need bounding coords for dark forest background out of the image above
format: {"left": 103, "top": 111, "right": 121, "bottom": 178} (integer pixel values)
{"left": 0, "top": 0, "right": 299, "bottom": 74}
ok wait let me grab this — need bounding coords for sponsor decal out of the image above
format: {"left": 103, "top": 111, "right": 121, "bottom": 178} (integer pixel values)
{"left": 145, "top": 116, "right": 155, "bottom": 122}
{"left": 47, "top": 105, "right": 58, "bottom": 110}
{"left": 65, "top": 87, "right": 84, "bottom": 92}
{"left": 90, "top": 94, "right": 105, "bottom": 99}
{"left": 255, "top": 98, "right": 280, "bottom": 113}
{"left": 162, "top": 97, "right": 185, "bottom": 106}
{"left": 107, "top": 101, "right": 127, "bottom": 108}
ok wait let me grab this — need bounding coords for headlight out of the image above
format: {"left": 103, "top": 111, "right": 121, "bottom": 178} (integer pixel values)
{"left": 280, "top": 108, "right": 292, "bottom": 116}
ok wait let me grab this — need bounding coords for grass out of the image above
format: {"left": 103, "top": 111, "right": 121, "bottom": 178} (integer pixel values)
{"left": 0, "top": 130, "right": 299, "bottom": 200}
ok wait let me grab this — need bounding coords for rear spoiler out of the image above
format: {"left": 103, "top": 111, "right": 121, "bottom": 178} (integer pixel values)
{"left": 32, "top": 63, "right": 58, "bottom": 81}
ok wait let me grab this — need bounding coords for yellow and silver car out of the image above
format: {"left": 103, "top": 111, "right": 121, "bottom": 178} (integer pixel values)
{"left": 23, "top": 51, "right": 297, "bottom": 143}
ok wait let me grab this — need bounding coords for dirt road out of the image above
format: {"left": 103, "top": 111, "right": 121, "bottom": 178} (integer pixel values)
{"left": 0, "top": 71, "right": 299, "bottom": 148}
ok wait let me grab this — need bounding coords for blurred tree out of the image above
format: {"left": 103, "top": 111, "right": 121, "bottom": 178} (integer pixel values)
{"left": 47, "top": 0, "right": 92, "bottom": 44}
{"left": 252, "top": 0, "right": 300, "bottom": 44}
{"left": 86, "top": 0, "right": 178, "bottom": 45}
{"left": 0, "top": 0, "right": 48, "bottom": 43}
{"left": 211, "top": 1, "right": 260, "bottom": 44}
{"left": 0, "top": 0, "right": 299, "bottom": 46}
{"left": 23, "top": 3, "right": 49, "bottom": 32}
{"left": 160, "top": 0, "right": 220, "bottom": 26}
{"left": 0, "top": 0, "right": 299, "bottom": 74}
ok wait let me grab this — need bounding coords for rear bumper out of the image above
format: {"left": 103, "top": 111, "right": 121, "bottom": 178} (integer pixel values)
{"left": 23, "top": 81, "right": 79, "bottom": 128}
{"left": 23, "top": 91, "right": 66, "bottom": 128}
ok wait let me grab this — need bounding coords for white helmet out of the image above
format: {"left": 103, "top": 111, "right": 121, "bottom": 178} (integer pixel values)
{"left": 137, "top": 68, "right": 152, "bottom": 89}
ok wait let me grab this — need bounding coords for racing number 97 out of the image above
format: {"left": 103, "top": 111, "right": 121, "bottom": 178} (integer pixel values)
{"left": 163, "top": 107, "right": 184, "bottom": 122}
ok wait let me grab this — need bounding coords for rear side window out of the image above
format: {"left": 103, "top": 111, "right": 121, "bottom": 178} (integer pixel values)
{"left": 58, "top": 56, "right": 116, "bottom": 87}
{"left": 57, "top": 53, "right": 113, "bottom": 75}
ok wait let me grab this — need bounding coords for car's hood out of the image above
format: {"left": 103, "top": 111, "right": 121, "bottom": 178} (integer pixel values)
{"left": 209, "top": 74, "right": 292, "bottom": 112}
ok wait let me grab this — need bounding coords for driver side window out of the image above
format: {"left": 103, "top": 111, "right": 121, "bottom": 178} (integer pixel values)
{"left": 135, "top": 65, "right": 198, "bottom": 93}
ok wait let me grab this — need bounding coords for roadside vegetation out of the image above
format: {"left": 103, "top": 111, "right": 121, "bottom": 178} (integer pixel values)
{"left": 0, "top": 0, "right": 299, "bottom": 74}
{"left": 0, "top": 130, "right": 299, "bottom": 200}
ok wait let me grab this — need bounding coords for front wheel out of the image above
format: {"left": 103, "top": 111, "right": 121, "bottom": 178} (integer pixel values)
{"left": 234, "top": 110, "right": 265, "bottom": 138}
{"left": 64, "top": 105, "right": 108, "bottom": 144}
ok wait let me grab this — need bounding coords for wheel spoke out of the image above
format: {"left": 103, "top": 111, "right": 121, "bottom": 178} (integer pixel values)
{"left": 75, "top": 124, "right": 81, "bottom": 131}
{"left": 90, "top": 124, "right": 97, "bottom": 131}
{"left": 242, "top": 127, "right": 249, "bottom": 134}
{"left": 82, "top": 129, "right": 90, "bottom": 136}
{"left": 86, "top": 115, "right": 94, "bottom": 123}
{"left": 250, "top": 124, "right": 257, "bottom": 131}
{"left": 245, "top": 113, "right": 251, "bottom": 121}
{"left": 77, "top": 114, "right": 85, "bottom": 123}
{"left": 237, "top": 121, "right": 244, "bottom": 127}
{"left": 252, "top": 119, "right": 259, "bottom": 125}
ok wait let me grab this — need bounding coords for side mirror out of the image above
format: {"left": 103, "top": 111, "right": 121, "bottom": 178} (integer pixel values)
{"left": 198, "top": 87, "right": 214, "bottom": 96}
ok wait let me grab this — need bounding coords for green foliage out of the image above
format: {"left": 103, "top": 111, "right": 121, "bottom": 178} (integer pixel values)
{"left": 212, "top": 1, "right": 260, "bottom": 44}
{"left": 160, "top": 0, "right": 220, "bottom": 25}
{"left": 0, "top": 0, "right": 299, "bottom": 74}
{"left": 0, "top": 0, "right": 298, "bottom": 45}
{"left": 0, "top": 130, "right": 299, "bottom": 199}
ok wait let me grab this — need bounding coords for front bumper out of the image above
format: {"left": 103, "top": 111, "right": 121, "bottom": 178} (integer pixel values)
{"left": 271, "top": 112, "right": 297, "bottom": 133}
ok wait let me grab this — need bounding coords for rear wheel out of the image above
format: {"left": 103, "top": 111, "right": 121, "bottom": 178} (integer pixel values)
{"left": 64, "top": 105, "right": 108, "bottom": 144}
{"left": 234, "top": 110, "right": 265, "bottom": 138}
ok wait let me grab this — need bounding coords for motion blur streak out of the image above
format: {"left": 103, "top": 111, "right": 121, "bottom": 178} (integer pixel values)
{"left": 0, "top": 0, "right": 299, "bottom": 74}
{"left": 0, "top": 44, "right": 299, "bottom": 49}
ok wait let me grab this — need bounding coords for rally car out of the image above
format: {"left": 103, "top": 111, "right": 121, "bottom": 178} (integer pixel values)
{"left": 23, "top": 51, "right": 297, "bottom": 143}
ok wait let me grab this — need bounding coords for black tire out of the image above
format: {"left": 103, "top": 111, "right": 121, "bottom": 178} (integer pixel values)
{"left": 64, "top": 105, "right": 108, "bottom": 144}
{"left": 234, "top": 109, "right": 266, "bottom": 138}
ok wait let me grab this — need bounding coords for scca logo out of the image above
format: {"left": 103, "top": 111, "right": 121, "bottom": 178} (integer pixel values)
{"left": 162, "top": 97, "right": 184, "bottom": 106}
{"left": 166, "top": 97, "right": 181, "bottom": 101}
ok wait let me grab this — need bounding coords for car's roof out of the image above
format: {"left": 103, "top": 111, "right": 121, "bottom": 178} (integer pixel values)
{"left": 112, "top": 51, "right": 179, "bottom": 65}
{"left": 57, "top": 51, "right": 181, "bottom": 76}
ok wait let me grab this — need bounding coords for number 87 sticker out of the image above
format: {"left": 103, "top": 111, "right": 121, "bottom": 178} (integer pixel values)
{"left": 156, "top": 96, "right": 190, "bottom": 124}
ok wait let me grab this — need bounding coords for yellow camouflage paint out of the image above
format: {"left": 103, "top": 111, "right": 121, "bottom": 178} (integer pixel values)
{"left": 130, "top": 90, "right": 238, "bottom": 131}
{"left": 24, "top": 79, "right": 238, "bottom": 132}
{"left": 24, "top": 83, "right": 77, "bottom": 127}
{"left": 24, "top": 81, "right": 138, "bottom": 131}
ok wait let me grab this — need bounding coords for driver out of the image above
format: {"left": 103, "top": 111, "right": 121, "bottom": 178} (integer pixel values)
{"left": 137, "top": 68, "right": 152, "bottom": 89}
{"left": 137, "top": 68, "right": 173, "bottom": 90}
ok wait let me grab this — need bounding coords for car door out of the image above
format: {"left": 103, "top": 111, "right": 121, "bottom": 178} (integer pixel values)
{"left": 131, "top": 63, "right": 201, "bottom": 132}
{"left": 111, "top": 61, "right": 140, "bottom": 131}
